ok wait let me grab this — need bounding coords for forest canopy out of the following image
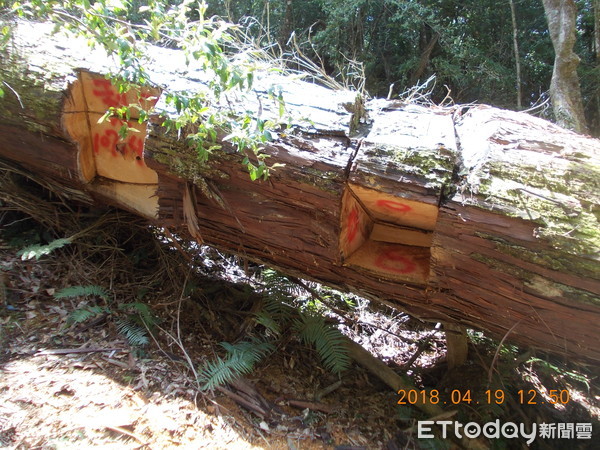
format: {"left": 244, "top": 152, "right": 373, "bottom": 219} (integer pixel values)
{"left": 208, "top": 0, "right": 600, "bottom": 134}
{"left": 1, "top": 0, "right": 599, "bottom": 136}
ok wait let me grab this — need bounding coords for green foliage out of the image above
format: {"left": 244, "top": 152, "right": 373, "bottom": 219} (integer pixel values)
{"left": 258, "top": 270, "right": 351, "bottom": 375}
{"left": 66, "top": 305, "right": 108, "bottom": 325}
{"left": 527, "top": 357, "right": 591, "bottom": 389}
{"left": 198, "top": 270, "right": 352, "bottom": 390}
{"left": 17, "top": 237, "right": 71, "bottom": 260}
{"left": 56, "top": 284, "right": 156, "bottom": 347}
{"left": 5, "top": 0, "right": 287, "bottom": 179}
{"left": 114, "top": 316, "right": 149, "bottom": 347}
{"left": 54, "top": 284, "right": 109, "bottom": 301}
{"left": 118, "top": 302, "right": 155, "bottom": 328}
{"left": 0, "top": 23, "right": 9, "bottom": 98}
{"left": 199, "top": 337, "right": 275, "bottom": 390}
{"left": 293, "top": 313, "right": 350, "bottom": 375}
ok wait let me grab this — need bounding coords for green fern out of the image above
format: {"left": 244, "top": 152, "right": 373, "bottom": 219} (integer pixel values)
{"left": 294, "top": 314, "right": 350, "bottom": 375}
{"left": 254, "top": 311, "right": 281, "bottom": 336}
{"left": 199, "top": 338, "right": 275, "bottom": 390}
{"left": 253, "top": 294, "right": 295, "bottom": 336}
{"left": 66, "top": 306, "right": 109, "bottom": 325}
{"left": 199, "top": 270, "right": 351, "bottom": 387}
{"left": 118, "top": 302, "right": 156, "bottom": 328}
{"left": 115, "top": 317, "right": 149, "bottom": 347}
{"left": 54, "top": 285, "right": 109, "bottom": 301}
{"left": 261, "top": 269, "right": 304, "bottom": 297}
{"left": 256, "top": 271, "right": 350, "bottom": 375}
{"left": 18, "top": 238, "right": 71, "bottom": 261}
{"left": 55, "top": 287, "right": 153, "bottom": 347}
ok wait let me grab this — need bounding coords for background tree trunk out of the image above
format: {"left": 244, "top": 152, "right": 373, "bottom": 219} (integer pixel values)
{"left": 509, "top": 0, "right": 522, "bottom": 109}
{"left": 278, "top": 0, "right": 293, "bottom": 47}
{"left": 542, "top": 0, "right": 589, "bottom": 133}
{"left": 595, "top": 0, "right": 600, "bottom": 61}
{"left": 409, "top": 25, "right": 439, "bottom": 86}
{"left": 594, "top": 0, "right": 600, "bottom": 136}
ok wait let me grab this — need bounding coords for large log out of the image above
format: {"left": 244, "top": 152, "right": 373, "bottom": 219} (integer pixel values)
{"left": 1, "top": 22, "right": 599, "bottom": 364}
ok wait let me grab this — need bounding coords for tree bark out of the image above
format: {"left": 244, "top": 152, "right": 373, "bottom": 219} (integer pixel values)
{"left": 1, "top": 22, "right": 599, "bottom": 365}
{"left": 542, "top": 0, "right": 589, "bottom": 133}
{"left": 509, "top": 0, "right": 522, "bottom": 109}
{"left": 595, "top": 0, "right": 600, "bottom": 62}
{"left": 409, "top": 27, "right": 439, "bottom": 86}
{"left": 594, "top": 0, "right": 600, "bottom": 137}
{"left": 278, "top": 0, "right": 293, "bottom": 47}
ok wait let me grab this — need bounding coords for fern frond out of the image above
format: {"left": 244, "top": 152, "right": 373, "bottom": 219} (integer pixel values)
{"left": 254, "top": 311, "right": 281, "bottom": 336}
{"left": 115, "top": 317, "right": 149, "bottom": 347}
{"left": 199, "top": 337, "right": 274, "bottom": 390}
{"left": 260, "top": 291, "right": 296, "bottom": 324}
{"left": 220, "top": 338, "right": 275, "bottom": 360}
{"left": 66, "top": 306, "right": 108, "bottom": 325}
{"left": 54, "top": 285, "right": 109, "bottom": 301}
{"left": 199, "top": 355, "right": 246, "bottom": 391}
{"left": 17, "top": 238, "right": 72, "bottom": 261}
{"left": 261, "top": 269, "right": 303, "bottom": 297}
{"left": 294, "top": 314, "right": 350, "bottom": 375}
{"left": 118, "top": 302, "right": 156, "bottom": 328}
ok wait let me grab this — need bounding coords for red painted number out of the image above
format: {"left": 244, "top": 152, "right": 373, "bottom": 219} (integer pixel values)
{"left": 92, "top": 79, "right": 127, "bottom": 107}
{"left": 93, "top": 129, "right": 119, "bottom": 155}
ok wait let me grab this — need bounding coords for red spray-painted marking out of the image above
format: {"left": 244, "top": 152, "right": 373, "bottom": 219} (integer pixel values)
{"left": 139, "top": 88, "right": 158, "bottom": 106}
{"left": 93, "top": 118, "right": 146, "bottom": 165}
{"left": 128, "top": 135, "right": 145, "bottom": 165}
{"left": 93, "top": 129, "right": 119, "bottom": 155}
{"left": 93, "top": 118, "right": 122, "bottom": 155}
{"left": 374, "top": 249, "right": 416, "bottom": 274}
{"left": 347, "top": 206, "right": 359, "bottom": 244}
{"left": 376, "top": 199, "right": 412, "bottom": 213}
{"left": 92, "top": 79, "right": 127, "bottom": 107}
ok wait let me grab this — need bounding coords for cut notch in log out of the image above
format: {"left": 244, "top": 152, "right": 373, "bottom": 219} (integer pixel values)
{"left": 62, "top": 70, "right": 161, "bottom": 218}
{"left": 339, "top": 184, "right": 437, "bottom": 285}
{"left": 64, "top": 71, "right": 161, "bottom": 185}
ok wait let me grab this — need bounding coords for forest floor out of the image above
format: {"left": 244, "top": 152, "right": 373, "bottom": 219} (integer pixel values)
{"left": 0, "top": 207, "right": 599, "bottom": 449}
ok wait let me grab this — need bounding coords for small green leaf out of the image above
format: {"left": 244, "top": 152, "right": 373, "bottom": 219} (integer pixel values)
{"left": 54, "top": 285, "right": 109, "bottom": 300}
{"left": 18, "top": 238, "right": 72, "bottom": 261}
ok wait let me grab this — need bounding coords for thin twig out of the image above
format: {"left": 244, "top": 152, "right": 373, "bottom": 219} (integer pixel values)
{"left": 2, "top": 81, "right": 24, "bottom": 109}
{"left": 104, "top": 425, "right": 150, "bottom": 448}
{"left": 34, "top": 347, "right": 126, "bottom": 356}
{"left": 487, "top": 319, "right": 524, "bottom": 387}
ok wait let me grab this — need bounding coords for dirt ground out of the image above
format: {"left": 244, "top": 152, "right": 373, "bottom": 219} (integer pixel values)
{"left": 1, "top": 215, "right": 599, "bottom": 449}
{"left": 0, "top": 236, "right": 425, "bottom": 449}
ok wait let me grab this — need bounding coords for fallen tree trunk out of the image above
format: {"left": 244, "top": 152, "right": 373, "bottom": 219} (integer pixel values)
{"left": 1, "top": 22, "right": 599, "bottom": 364}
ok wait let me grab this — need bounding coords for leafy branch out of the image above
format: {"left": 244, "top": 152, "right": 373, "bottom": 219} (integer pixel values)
{"left": 6, "top": 0, "right": 288, "bottom": 180}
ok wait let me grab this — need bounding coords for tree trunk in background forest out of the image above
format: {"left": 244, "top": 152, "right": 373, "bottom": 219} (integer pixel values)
{"left": 509, "top": 0, "right": 522, "bottom": 109}
{"left": 278, "top": 0, "right": 293, "bottom": 48}
{"left": 595, "top": 0, "right": 600, "bottom": 135}
{"left": 410, "top": 25, "right": 439, "bottom": 86}
{"left": 595, "top": 0, "right": 600, "bottom": 61}
{"left": 542, "top": 0, "right": 589, "bottom": 133}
